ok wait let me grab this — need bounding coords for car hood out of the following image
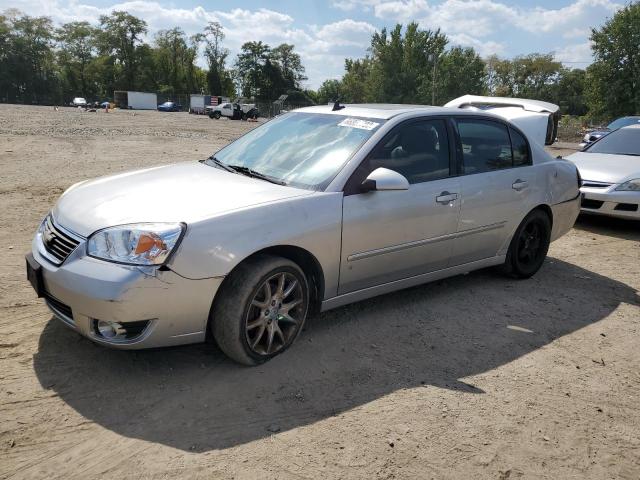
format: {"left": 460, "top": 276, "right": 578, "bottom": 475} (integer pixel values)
{"left": 53, "top": 162, "right": 312, "bottom": 237}
{"left": 566, "top": 151, "right": 640, "bottom": 184}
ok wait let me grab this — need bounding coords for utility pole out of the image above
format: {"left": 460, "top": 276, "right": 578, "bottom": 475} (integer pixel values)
{"left": 427, "top": 53, "right": 438, "bottom": 105}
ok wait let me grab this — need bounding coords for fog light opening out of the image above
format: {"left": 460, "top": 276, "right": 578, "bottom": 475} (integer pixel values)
{"left": 93, "top": 319, "right": 151, "bottom": 342}
{"left": 96, "top": 320, "right": 127, "bottom": 339}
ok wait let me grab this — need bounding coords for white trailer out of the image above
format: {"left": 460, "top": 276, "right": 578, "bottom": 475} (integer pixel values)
{"left": 444, "top": 95, "right": 560, "bottom": 146}
{"left": 126, "top": 91, "right": 157, "bottom": 110}
{"left": 190, "top": 94, "right": 210, "bottom": 114}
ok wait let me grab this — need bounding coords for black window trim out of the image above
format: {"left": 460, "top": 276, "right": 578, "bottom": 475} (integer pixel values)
{"left": 451, "top": 115, "right": 533, "bottom": 176}
{"left": 343, "top": 116, "right": 457, "bottom": 196}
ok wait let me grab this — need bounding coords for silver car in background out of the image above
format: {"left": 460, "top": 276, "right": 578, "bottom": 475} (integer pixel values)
{"left": 26, "top": 104, "right": 581, "bottom": 365}
{"left": 568, "top": 125, "right": 640, "bottom": 219}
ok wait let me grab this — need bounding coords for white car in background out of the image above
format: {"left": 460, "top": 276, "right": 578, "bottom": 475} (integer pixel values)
{"left": 70, "top": 97, "right": 87, "bottom": 107}
{"left": 567, "top": 125, "right": 640, "bottom": 220}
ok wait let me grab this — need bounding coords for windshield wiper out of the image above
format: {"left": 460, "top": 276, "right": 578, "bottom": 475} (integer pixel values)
{"left": 227, "top": 165, "right": 287, "bottom": 185}
{"left": 205, "top": 156, "right": 237, "bottom": 173}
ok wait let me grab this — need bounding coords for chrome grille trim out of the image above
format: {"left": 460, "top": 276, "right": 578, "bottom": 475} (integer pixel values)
{"left": 41, "top": 215, "right": 82, "bottom": 265}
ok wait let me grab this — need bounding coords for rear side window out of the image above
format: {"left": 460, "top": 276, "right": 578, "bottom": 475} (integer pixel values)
{"left": 456, "top": 120, "right": 513, "bottom": 174}
{"left": 510, "top": 128, "right": 531, "bottom": 166}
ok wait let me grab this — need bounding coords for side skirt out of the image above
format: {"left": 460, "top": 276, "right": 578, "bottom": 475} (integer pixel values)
{"left": 320, "top": 255, "right": 506, "bottom": 312}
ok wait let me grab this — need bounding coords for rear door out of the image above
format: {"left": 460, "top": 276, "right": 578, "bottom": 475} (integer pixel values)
{"left": 450, "top": 118, "right": 535, "bottom": 265}
{"left": 339, "top": 117, "right": 461, "bottom": 294}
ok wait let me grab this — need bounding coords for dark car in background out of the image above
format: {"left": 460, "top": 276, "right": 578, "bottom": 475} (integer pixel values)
{"left": 157, "top": 101, "right": 182, "bottom": 112}
{"left": 580, "top": 116, "right": 640, "bottom": 148}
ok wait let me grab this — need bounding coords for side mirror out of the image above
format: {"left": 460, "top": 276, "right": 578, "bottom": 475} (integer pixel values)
{"left": 360, "top": 167, "right": 410, "bottom": 193}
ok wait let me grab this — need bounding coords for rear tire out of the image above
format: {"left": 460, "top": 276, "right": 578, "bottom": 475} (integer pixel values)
{"left": 502, "top": 209, "right": 551, "bottom": 278}
{"left": 211, "top": 255, "right": 309, "bottom": 366}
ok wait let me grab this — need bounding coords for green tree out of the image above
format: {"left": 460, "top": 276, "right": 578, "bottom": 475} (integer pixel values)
{"left": 2, "top": 11, "right": 60, "bottom": 103}
{"left": 341, "top": 58, "right": 371, "bottom": 103}
{"left": 555, "top": 68, "right": 587, "bottom": 116}
{"left": 366, "top": 23, "right": 447, "bottom": 104}
{"left": 97, "top": 11, "right": 147, "bottom": 90}
{"left": 57, "top": 21, "right": 97, "bottom": 100}
{"left": 202, "top": 22, "right": 234, "bottom": 96}
{"left": 316, "top": 79, "right": 342, "bottom": 103}
{"left": 235, "top": 40, "right": 271, "bottom": 98}
{"left": 435, "top": 46, "right": 486, "bottom": 104}
{"left": 485, "top": 53, "right": 563, "bottom": 102}
{"left": 586, "top": 2, "right": 640, "bottom": 118}
{"left": 270, "top": 43, "right": 306, "bottom": 88}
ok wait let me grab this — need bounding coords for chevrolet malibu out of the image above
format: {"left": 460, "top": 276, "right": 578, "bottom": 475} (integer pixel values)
{"left": 26, "top": 104, "right": 581, "bottom": 365}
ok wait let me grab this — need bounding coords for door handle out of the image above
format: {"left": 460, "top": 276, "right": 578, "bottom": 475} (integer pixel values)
{"left": 436, "top": 191, "right": 458, "bottom": 205}
{"left": 512, "top": 179, "right": 528, "bottom": 191}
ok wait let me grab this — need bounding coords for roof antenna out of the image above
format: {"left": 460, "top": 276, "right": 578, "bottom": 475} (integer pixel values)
{"left": 332, "top": 100, "right": 345, "bottom": 111}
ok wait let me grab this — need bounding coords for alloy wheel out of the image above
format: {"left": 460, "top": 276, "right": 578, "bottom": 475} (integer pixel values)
{"left": 245, "top": 272, "right": 305, "bottom": 356}
{"left": 517, "top": 220, "right": 544, "bottom": 267}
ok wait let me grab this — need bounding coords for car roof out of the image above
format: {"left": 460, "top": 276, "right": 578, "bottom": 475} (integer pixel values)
{"left": 296, "top": 103, "right": 492, "bottom": 120}
{"left": 621, "top": 124, "right": 640, "bottom": 129}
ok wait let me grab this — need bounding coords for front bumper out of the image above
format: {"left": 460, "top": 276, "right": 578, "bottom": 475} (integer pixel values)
{"left": 580, "top": 186, "right": 640, "bottom": 220}
{"left": 30, "top": 233, "right": 223, "bottom": 349}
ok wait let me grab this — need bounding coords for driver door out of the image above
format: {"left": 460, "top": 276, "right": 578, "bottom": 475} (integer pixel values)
{"left": 339, "top": 118, "right": 461, "bottom": 294}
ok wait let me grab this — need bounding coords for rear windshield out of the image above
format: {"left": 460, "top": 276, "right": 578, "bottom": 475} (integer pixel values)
{"left": 586, "top": 128, "right": 640, "bottom": 156}
{"left": 208, "top": 112, "right": 384, "bottom": 190}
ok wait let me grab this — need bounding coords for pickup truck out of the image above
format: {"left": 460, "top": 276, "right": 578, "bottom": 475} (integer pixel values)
{"left": 207, "top": 102, "right": 259, "bottom": 120}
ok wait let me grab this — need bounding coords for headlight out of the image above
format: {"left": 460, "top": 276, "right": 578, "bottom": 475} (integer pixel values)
{"left": 87, "top": 223, "right": 185, "bottom": 266}
{"left": 615, "top": 179, "right": 640, "bottom": 191}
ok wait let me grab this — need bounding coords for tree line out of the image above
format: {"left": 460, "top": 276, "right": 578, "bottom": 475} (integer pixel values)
{"left": 1, "top": 3, "right": 638, "bottom": 121}
{"left": 316, "top": 3, "right": 639, "bottom": 121}
{"left": 0, "top": 9, "right": 309, "bottom": 105}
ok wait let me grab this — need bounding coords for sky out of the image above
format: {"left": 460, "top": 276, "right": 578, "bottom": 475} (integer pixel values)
{"left": 2, "top": 0, "right": 624, "bottom": 89}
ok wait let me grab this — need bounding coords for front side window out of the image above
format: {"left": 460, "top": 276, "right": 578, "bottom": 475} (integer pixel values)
{"left": 457, "top": 119, "right": 513, "bottom": 174}
{"left": 366, "top": 119, "right": 451, "bottom": 184}
{"left": 208, "top": 112, "right": 383, "bottom": 190}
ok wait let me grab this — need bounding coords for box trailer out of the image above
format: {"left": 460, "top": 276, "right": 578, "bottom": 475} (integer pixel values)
{"left": 189, "top": 94, "right": 211, "bottom": 114}
{"left": 113, "top": 91, "right": 158, "bottom": 110}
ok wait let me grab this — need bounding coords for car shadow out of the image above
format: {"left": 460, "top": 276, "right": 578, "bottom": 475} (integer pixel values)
{"left": 574, "top": 214, "right": 640, "bottom": 241}
{"left": 33, "top": 258, "right": 639, "bottom": 452}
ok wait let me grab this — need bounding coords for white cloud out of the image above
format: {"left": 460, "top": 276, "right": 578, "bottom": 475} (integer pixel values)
{"left": 553, "top": 41, "right": 593, "bottom": 65}
{"left": 358, "top": 0, "right": 621, "bottom": 66}
{"left": 3, "top": 0, "right": 379, "bottom": 88}
{"left": 373, "top": 0, "right": 428, "bottom": 20}
{"left": 448, "top": 33, "right": 506, "bottom": 57}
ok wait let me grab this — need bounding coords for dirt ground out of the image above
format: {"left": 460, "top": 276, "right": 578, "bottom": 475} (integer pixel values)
{"left": 1, "top": 104, "right": 639, "bottom": 480}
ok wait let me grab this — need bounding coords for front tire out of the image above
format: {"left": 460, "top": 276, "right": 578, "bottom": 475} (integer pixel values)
{"left": 503, "top": 209, "right": 551, "bottom": 278}
{"left": 211, "top": 255, "right": 309, "bottom": 365}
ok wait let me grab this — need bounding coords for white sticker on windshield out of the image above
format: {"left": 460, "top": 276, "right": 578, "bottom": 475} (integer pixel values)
{"left": 338, "top": 118, "right": 380, "bottom": 130}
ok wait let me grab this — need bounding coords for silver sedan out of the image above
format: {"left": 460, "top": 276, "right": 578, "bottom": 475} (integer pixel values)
{"left": 568, "top": 125, "right": 640, "bottom": 220}
{"left": 27, "top": 104, "right": 581, "bottom": 365}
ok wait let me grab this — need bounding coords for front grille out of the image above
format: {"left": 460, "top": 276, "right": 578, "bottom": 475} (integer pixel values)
{"left": 42, "top": 216, "right": 80, "bottom": 264}
{"left": 614, "top": 203, "right": 638, "bottom": 212}
{"left": 581, "top": 198, "right": 604, "bottom": 209}
{"left": 581, "top": 180, "right": 612, "bottom": 189}
{"left": 44, "top": 292, "right": 73, "bottom": 322}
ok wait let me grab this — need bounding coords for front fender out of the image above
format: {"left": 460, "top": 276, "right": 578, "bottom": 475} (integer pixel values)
{"left": 168, "top": 192, "right": 344, "bottom": 298}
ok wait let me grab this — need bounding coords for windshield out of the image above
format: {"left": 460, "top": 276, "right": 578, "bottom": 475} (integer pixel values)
{"left": 206, "top": 112, "right": 383, "bottom": 190}
{"left": 586, "top": 128, "right": 640, "bottom": 156}
{"left": 607, "top": 117, "right": 640, "bottom": 130}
